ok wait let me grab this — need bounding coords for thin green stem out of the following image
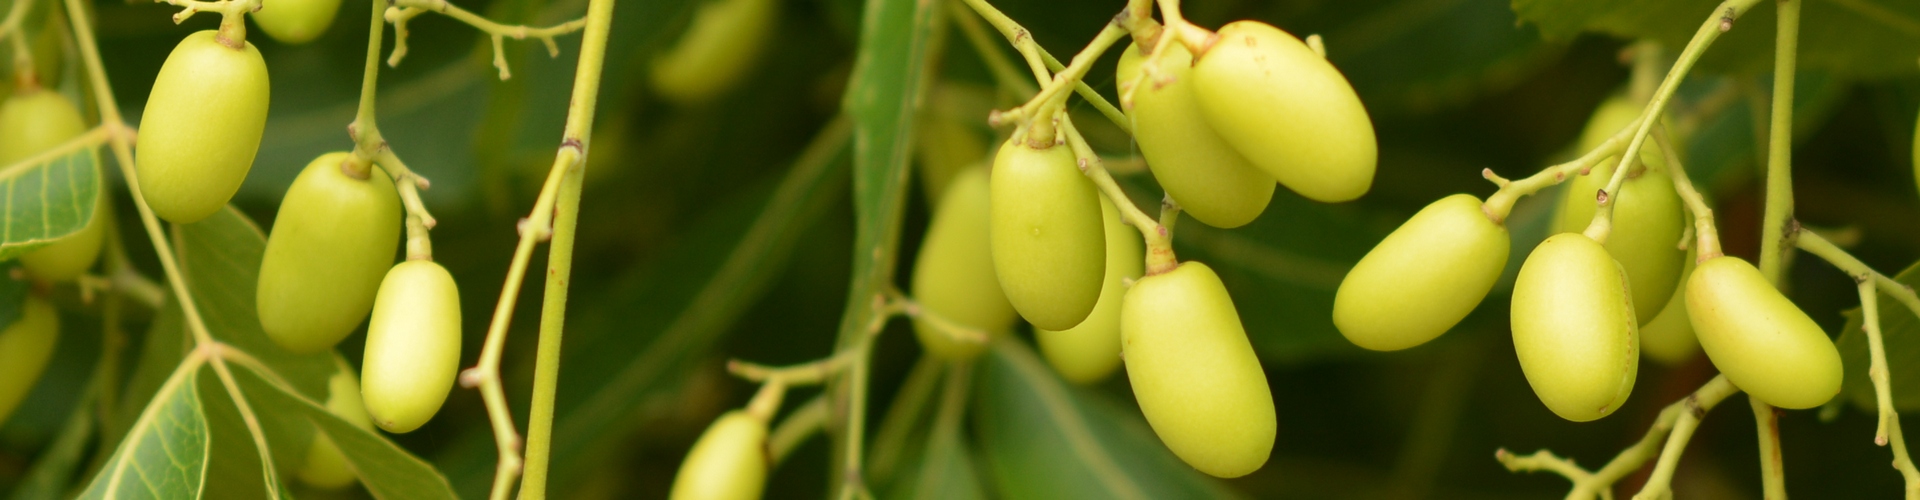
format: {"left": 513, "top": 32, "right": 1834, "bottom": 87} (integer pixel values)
{"left": 866, "top": 357, "right": 944, "bottom": 484}
{"left": 1058, "top": 115, "right": 1173, "bottom": 274}
{"left": 1749, "top": 2, "right": 1800, "bottom": 497}
{"left": 516, "top": 0, "right": 616, "bottom": 494}
{"left": 204, "top": 349, "right": 284, "bottom": 499}
{"left": 3, "top": 0, "right": 37, "bottom": 86}
{"left": 1652, "top": 127, "right": 1723, "bottom": 259}
{"left": 996, "top": 24, "right": 1126, "bottom": 130}
{"left": 771, "top": 395, "right": 830, "bottom": 465}
{"left": 953, "top": 0, "right": 1127, "bottom": 132}
{"left": 1497, "top": 376, "right": 1740, "bottom": 500}
{"left": 1480, "top": 118, "right": 1637, "bottom": 224}
{"left": 384, "top": 0, "right": 586, "bottom": 78}
{"left": 1792, "top": 230, "right": 1920, "bottom": 492}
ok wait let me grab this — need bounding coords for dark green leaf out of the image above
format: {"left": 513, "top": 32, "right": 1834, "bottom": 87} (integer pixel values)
{"left": 1838, "top": 260, "right": 1920, "bottom": 412}
{"left": 973, "top": 340, "right": 1242, "bottom": 500}
{"left": 8, "top": 377, "right": 98, "bottom": 500}
{"left": 885, "top": 362, "right": 984, "bottom": 500}
{"left": 0, "top": 146, "right": 99, "bottom": 261}
{"left": 76, "top": 361, "right": 206, "bottom": 500}
{"left": 1510, "top": 0, "right": 1920, "bottom": 78}
{"left": 231, "top": 363, "right": 459, "bottom": 499}
{"left": 1328, "top": 0, "right": 1563, "bottom": 114}
{"left": 174, "top": 207, "right": 333, "bottom": 399}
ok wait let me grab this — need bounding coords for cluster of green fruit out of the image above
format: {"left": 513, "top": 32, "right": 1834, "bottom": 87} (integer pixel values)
{"left": 1333, "top": 94, "right": 1842, "bottom": 422}
{"left": 658, "top": 19, "right": 1381, "bottom": 491}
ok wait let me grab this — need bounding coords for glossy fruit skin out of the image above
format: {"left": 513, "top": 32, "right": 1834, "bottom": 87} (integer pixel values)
{"left": 361, "top": 260, "right": 462, "bottom": 433}
{"left": 1122, "top": 262, "right": 1274, "bottom": 478}
{"left": 649, "top": 0, "right": 776, "bottom": 105}
{"left": 1640, "top": 247, "right": 1699, "bottom": 365}
{"left": 257, "top": 152, "right": 402, "bottom": 354}
{"left": 1037, "top": 194, "right": 1141, "bottom": 383}
{"left": 1553, "top": 97, "right": 1685, "bottom": 324}
{"left": 1333, "top": 194, "right": 1509, "bottom": 351}
{"left": 0, "top": 297, "right": 59, "bottom": 425}
{"left": 1189, "top": 21, "right": 1376, "bottom": 203}
{"left": 297, "top": 368, "right": 375, "bottom": 489}
{"left": 668, "top": 411, "right": 768, "bottom": 500}
{"left": 252, "top": 0, "right": 341, "bottom": 44}
{"left": 1115, "top": 42, "right": 1274, "bottom": 228}
{"left": 1686, "top": 256, "right": 1842, "bottom": 409}
{"left": 989, "top": 137, "right": 1106, "bottom": 331}
{"left": 910, "top": 166, "right": 1015, "bottom": 359}
{"left": 1, "top": 90, "right": 106, "bottom": 282}
{"left": 135, "top": 30, "right": 270, "bottom": 224}
{"left": 1511, "top": 233, "right": 1638, "bottom": 422}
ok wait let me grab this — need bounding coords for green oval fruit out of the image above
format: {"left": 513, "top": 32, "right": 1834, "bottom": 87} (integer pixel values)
{"left": 1511, "top": 233, "right": 1638, "bottom": 422}
{"left": 1553, "top": 97, "right": 1685, "bottom": 324}
{"left": 1640, "top": 246, "right": 1699, "bottom": 365}
{"left": 990, "top": 136, "right": 1105, "bottom": 331}
{"left": 0, "top": 297, "right": 59, "bottom": 425}
{"left": 361, "top": 260, "right": 461, "bottom": 433}
{"left": 1, "top": 90, "right": 107, "bottom": 282}
{"left": 914, "top": 107, "right": 989, "bottom": 205}
{"left": 1333, "top": 194, "right": 1509, "bottom": 351}
{"left": 1038, "top": 193, "right": 1141, "bottom": 383}
{"left": 252, "top": 0, "right": 341, "bottom": 44}
{"left": 668, "top": 410, "right": 768, "bottom": 500}
{"left": 257, "top": 152, "right": 402, "bottom": 354}
{"left": 910, "top": 166, "right": 1014, "bottom": 359}
{"left": 1189, "top": 21, "right": 1376, "bottom": 203}
{"left": 1686, "top": 256, "right": 1841, "bottom": 409}
{"left": 135, "top": 30, "right": 269, "bottom": 224}
{"left": 297, "top": 367, "right": 375, "bottom": 489}
{"left": 1116, "top": 42, "right": 1274, "bottom": 228}
{"left": 650, "top": 0, "right": 776, "bottom": 105}
{"left": 1122, "top": 261, "right": 1274, "bottom": 478}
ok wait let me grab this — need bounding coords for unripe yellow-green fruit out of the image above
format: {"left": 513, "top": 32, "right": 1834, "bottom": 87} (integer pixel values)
{"left": 1640, "top": 247, "right": 1699, "bottom": 365}
{"left": 1115, "top": 42, "right": 1274, "bottom": 228}
{"left": 0, "top": 18, "right": 65, "bottom": 88}
{"left": 1686, "top": 256, "right": 1841, "bottom": 409}
{"left": 0, "top": 297, "right": 58, "bottom": 425}
{"left": 1037, "top": 194, "right": 1141, "bottom": 383}
{"left": 989, "top": 136, "right": 1105, "bottom": 331}
{"left": 297, "top": 368, "right": 375, "bottom": 489}
{"left": 361, "top": 260, "right": 461, "bottom": 433}
{"left": 1189, "top": 21, "right": 1376, "bottom": 203}
{"left": 1333, "top": 194, "right": 1508, "bottom": 351}
{"left": 135, "top": 30, "right": 269, "bottom": 224}
{"left": 257, "top": 153, "right": 402, "bottom": 354}
{"left": 1122, "top": 261, "right": 1274, "bottom": 478}
{"left": 914, "top": 112, "right": 988, "bottom": 205}
{"left": 1553, "top": 97, "right": 1685, "bottom": 324}
{"left": 252, "top": 0, "right": 341, "bottom": 44}
{"left": 1511, "top": 233, "right": 1638, "bottom": 422}
{"left": 0, "top": 90, "right": 106, "bottom": 282}
{"left": 667, "top": 411, "right": 768, "bottom": 500}
{"left": 910, "top": 166, "right": 1014, "bottom": 359}
{"left": 650, "top": 0, "right": 776, "bottom": 105}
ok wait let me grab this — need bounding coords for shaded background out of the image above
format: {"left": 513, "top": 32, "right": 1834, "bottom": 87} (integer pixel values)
{"left": 3, "top": 0, "right": 1920, "bottom": 497}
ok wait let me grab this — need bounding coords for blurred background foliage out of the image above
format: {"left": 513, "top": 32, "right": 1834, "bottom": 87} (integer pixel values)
{"left": 1, "top": 0, "right": 1919, "bottom": 498}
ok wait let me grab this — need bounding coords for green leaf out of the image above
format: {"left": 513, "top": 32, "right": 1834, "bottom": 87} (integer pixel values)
{"left": 437, "top": 119, "right": 852, "bottom": 497}
{"left": 8, "top": 376, "right": 98, "bottom": 500}
{"left": 1326, "top": 0, "right": 1563, "bottom": 114}
{"left": 1510, "top": 0, "right": 1920, "bottom": 78}
{"left": 973, "top": 341, "right": 1243, "bottom": 500}
{"left": 0, "top": 146, "right": 99, "bottom": 261}
{"left": 1837, "top": 260, "right": 1920, "bottom": 412}
{"left": 230, "top": 363, "right": 460, "bottom": 499}
{"left": 174, "top": 207, "right": 333, "bottom": 400}
{"left": 102, "top": 298, "right": 189, "bottom": 459}
{"left": 77, "top": 361, "right": 207, "bottom": 500}
{"left": 884, "top": 362, "right": 984, "bottom": 500}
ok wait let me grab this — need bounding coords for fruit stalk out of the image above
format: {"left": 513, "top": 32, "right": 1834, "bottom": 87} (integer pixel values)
{"left": 1794, "top": 228, "right": 1920, "bottom": 491}
{"left": 1495, "top": 375, "right": 1739, "bottom": 500}
{"left": 953, "top": 0, "right": 1127, "bottom": 131}
{"left": 3, "top": 0, "right": 37, "bottom": 85}
{"left": 1651, "top": 128, "right": 1722, "bottom": 259}
{"left": 1060, "top": 115, "right": 1177, "bottom": 275}
{"left": 1750, "top": 1, "right": 1800, "bottom": 495}
{"left": 994, "top": 23, "right": 1125, "bottom": 141}
{"left": 385, "top": 0, "right": 586, "bottom": 78}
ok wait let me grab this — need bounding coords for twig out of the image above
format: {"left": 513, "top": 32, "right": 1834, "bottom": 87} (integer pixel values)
{"left": 384, "top": 0, "right": 587, "bottom": 78}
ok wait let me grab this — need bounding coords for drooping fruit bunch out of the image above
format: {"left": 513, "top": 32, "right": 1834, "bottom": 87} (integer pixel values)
{"left": 1552, "top": 96, "right": 1686, "bottom": 325}
{"left": 1334, "top": 194, "right": 1510, "bottom": 351}
{"left": 1116, "top": 41, "right": 1273, "bottom": 228}
{"left": 1510, "top": 233, "right": 1639, "bottom": 422}
{"left": 1036, "top": 194, "right": 1140, "bottom": 384}
{"left": 988, "top": 133, "right": 1106, "bottom": 331}
{"left": 257, "top": 152, "right": 402, "bottom": 354}
{"left": 1121, "top": 261, "right": 1275, "bottom": 478}
{"left": 1686, "top": 256, "right": 1841, "bottom": 409}
{"left": 135, "top": 30, "right": 270, "bottom": 224}
{"left": 361, "top": 259, "right": 463, "bottom": 433}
